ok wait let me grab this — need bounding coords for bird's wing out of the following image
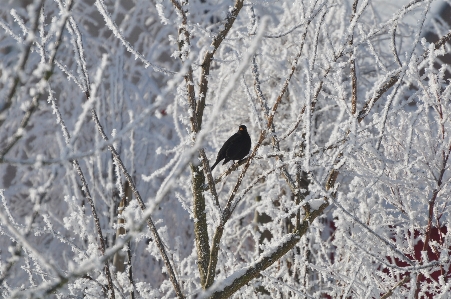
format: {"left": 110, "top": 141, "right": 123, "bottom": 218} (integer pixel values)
{"left": 225, "top": 135, "right": 248, "bottom": 159}
{"left": 216, "top": 133, "right": 239, "bottom": 159}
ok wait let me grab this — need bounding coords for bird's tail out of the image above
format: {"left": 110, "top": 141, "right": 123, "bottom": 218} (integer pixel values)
{"left": 211, "top": 161, "right": 219, "bottom": 171}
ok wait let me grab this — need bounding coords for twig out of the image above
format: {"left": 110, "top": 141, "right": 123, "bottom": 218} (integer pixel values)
{"left": 202, "top": 203, "right": 329, "bottom": 299}
{"left": 0, "top": 173, "right": 55, "bottom": 285}
{"left": 199, "top": 149, "right": 221, "bottom": 210}
{"left": 94, "top": 0, "right": 174, "bottom": 75}
{"left": 90, "top": 107, "right": 184, "bottom": 298}
{"left": 170, "top": 0, "right": 211, "bottom": 287}
{"left": 349, "top": 0, "right": 359, "bottom": 114}
{"left": 0, "top": 0, "right": 73, "bottom": 161}
{"left": 0, "top": 0, "right": 44, "bottom": 127}
{"left": 310, "top": 143, "right": 415, "bottom": 267}
{"left": 204, "top": 4, "right": 321, "bottom": 288}
{"left": 379, "top": 276, "right": 411, "bottom": 299}
{"left": 357, "top": 29, "right": 451, "bottom": 122}
{"left": 390, "top": 22, "right": 402, "bottom": 67}
{"left": 73, "top": 158, "right": 116, "bottom": 299}
{"left": 196, "top": 0, "right": 245, "bottom": 129}
{"left": 0, "top": 191, "right": 66, "bottom": 285}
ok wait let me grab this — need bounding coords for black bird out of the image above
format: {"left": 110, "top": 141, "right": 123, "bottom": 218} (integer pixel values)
{"left": 211, "top": 125, "right": 251, "bottom": 171}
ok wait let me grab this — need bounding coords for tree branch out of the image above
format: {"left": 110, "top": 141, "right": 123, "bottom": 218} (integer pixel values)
{"left": 90, "top": 107, "right": 185, "bottom": 298}
{"left": 204, "top": 202, "right": 329, "bottom": 299}
{"left": 170, "top": 0, "right": 212, "bottom": 286}
{"left": 357, "top": 29, "right": 451, "bottom": 122}
{"left": 379, "top": 275, "right": 411, "bottom": 299}
{"left": 0, "top": 0, "right": 73, "bottom": 161}
{"left": 350, "top": 0, "right": 359, "bottom": 115}
{"left": 0, "top": 0, "right": 44, "bottom": 127}
{"left": 196, "top": 0, "right": 244, "bottom": 129}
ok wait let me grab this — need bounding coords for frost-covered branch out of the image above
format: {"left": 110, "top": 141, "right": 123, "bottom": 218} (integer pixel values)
{"left": 349, "top": 0, "right": 359, "bottom": 115}
{"left": 202, "top": 202, "right": 329, "bottom": 299}
{"left": 90, "top": 108, "right": 184, "bottom": 298}
{"left": 0, "top": 0, "right": 43, "bottom": 126}
{"left": 358, "top": 28, "right": 451, "bottom": 122}
{"left": 196, "top": 0, "right": 244, "bottom": 129}
{"left": 1, "top": 0, "right": 451, "bottom": 297}
{"left": 94, "top": 0, "right": 174, "bottom": 75}
{"left": 0, "top": 0, "right": 73, "bottom": 162}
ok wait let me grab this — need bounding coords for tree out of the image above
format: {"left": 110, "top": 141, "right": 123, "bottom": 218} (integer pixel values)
{"left": 0, "top": 0, "right": 450, "bottom": 298}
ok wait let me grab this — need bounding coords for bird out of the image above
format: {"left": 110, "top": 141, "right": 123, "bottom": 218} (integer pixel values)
{"left": 211, "top": 125, "right": 251, "bottom": 171}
